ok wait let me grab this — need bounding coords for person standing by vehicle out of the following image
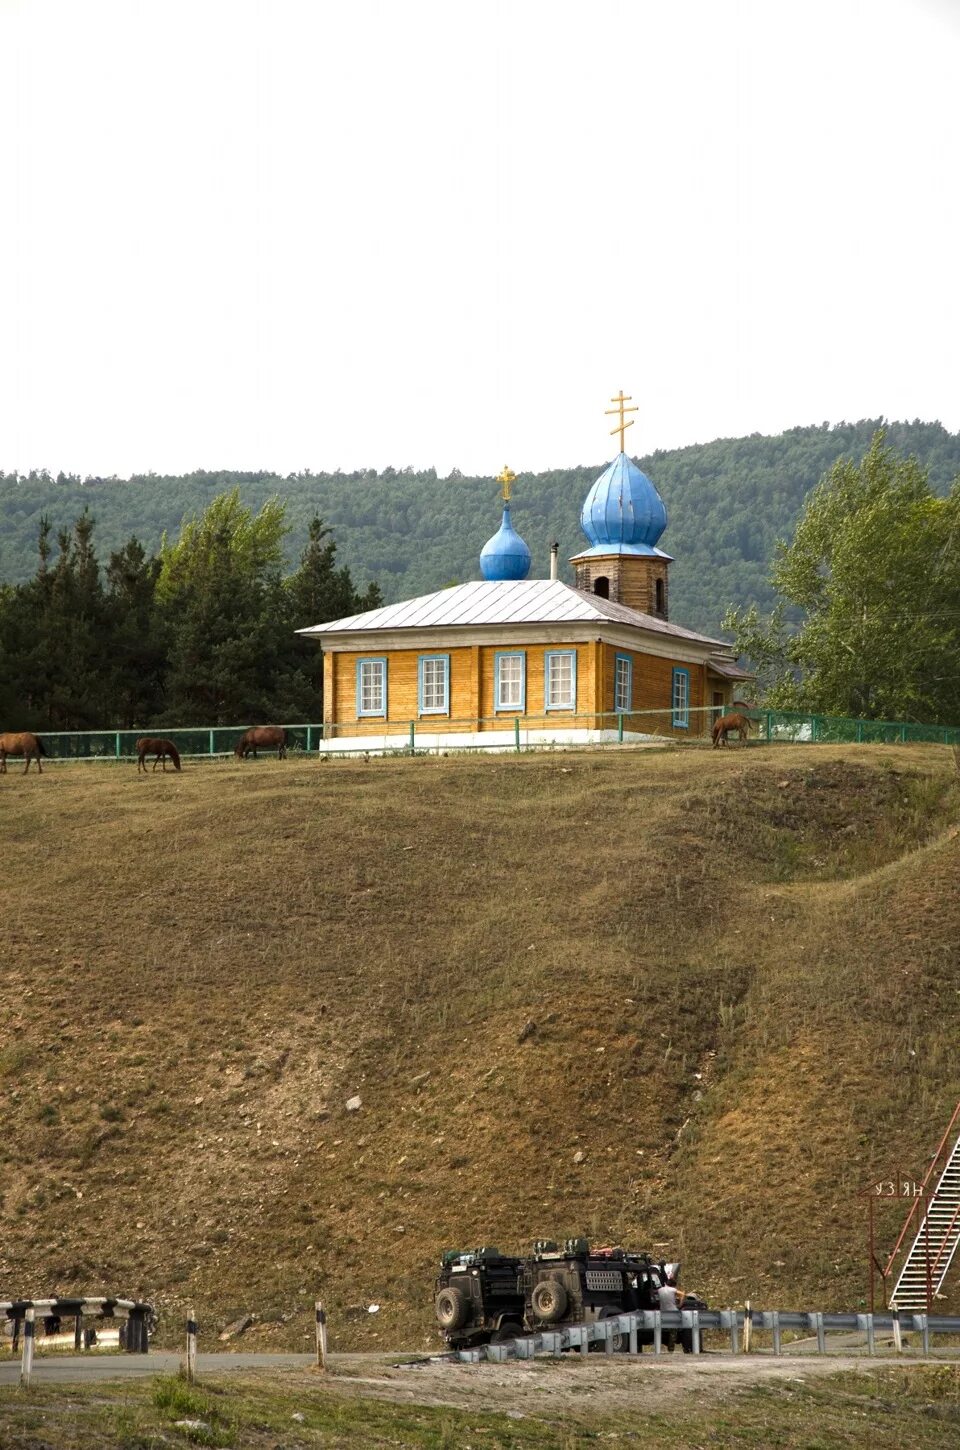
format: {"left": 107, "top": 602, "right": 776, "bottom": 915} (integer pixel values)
{"left": 658, "top": 1263, "right": 685, "bottom": 1352}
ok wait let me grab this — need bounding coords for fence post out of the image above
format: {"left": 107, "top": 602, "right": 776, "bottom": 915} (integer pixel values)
{"left": 892, "top": 1308, "right": 902, "bottom": 1354}
{"left": 689, "top": 1308, "right": 701, "bottom": 1354}
{"left": 618, "top": 713, "right": 624, "bottom": 744}
{"left": 652, "top": 1309, "right": 662, "bottom": 1354}
{"left": 20, "top": 1306, "right": 35, "bottom": 1388}
{"left": 743, "top": 1300, "right": 752, "bottom": 1353}
{"left": 514, "top": 718, "right": 520, "bottom": 753}
{"left": 863, "top": 1313, "right": 875, "bottom": 1356}
{"left": 628, "top": 1314, "right": 637, "bottom": 1355}
{"left": 812, "top": 1311, "right": 825, "bottom": 1354}
{"left": 126, "top": 1307, "right": 148, "bottom": 1354}
{"left": 115, "top": 731, "right": 121, "bottom": 760}
{"left": 409, "top": 720, "right": 415, "bottom": 755}
{"left": 186, "top": 1309, "right": 197, "bottom": 1382}
{"left": 728, "top": 1310, "right": 739, "bottom": 1354}
{"left": 306, "top": 725, "right": 312, "bottom": 753}
{"left": 315, "top": 1301, "right": 328, "bottom": 1371}
{"left": 771, "top": 1311, "right": 782, "bottom": 1356}
{"left": 208, "top": 729, "right": 215, "bottom": 758}
{"left": 919, "top": 1313, "right": 930, "bottom": 1357}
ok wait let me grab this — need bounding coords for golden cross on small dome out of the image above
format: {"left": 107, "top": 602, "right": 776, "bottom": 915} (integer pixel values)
{"left": 496, "top": 464, "right": 517, "bottom": 503}
{"left": 605, "top": 389, "right": 638, "bottom": 451}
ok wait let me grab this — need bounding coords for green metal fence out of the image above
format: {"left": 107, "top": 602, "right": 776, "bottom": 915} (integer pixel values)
{"left": 26, "top": 706, "right": 960, "bottom": 762}
{"left": 759, "top": 709, "right": 960, "bottom": 747}
{"left": 35, "top": 725, "right": 323, "bottom": 761}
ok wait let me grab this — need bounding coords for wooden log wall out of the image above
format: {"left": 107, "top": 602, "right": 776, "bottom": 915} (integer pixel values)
{"left": 323, "top": 641, "right": 710, "bottom": 736}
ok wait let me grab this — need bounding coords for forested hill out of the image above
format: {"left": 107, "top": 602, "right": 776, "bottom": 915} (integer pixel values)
{"left": 3, "top": 418, "right": 959, "bottom": 634}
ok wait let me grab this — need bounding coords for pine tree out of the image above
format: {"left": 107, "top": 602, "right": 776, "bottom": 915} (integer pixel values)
{"left": 105, "top": 538, "right": 166, "bottom": 727}
{"left": 275, "top": 516, "right": 378, "bottom": 719}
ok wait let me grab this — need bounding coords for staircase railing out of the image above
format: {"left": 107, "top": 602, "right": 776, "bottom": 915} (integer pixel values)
{"left": 883, "top": 1101, "right": 960, "bottom": 1282}
{"left": 884, "top": 1101, "right": 960, "bottom": 1309}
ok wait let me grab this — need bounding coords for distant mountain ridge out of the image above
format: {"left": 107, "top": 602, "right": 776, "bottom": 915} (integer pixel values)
{"left": 2, "top": 418, "right": 958, "bottom": 635}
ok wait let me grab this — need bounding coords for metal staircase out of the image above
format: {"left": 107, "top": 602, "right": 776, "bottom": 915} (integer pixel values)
{"left": 889, "top": 1103, "right": 960, "bottom": 1311}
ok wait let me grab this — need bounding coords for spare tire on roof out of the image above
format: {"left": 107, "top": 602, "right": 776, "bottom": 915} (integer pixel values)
{"left": 531, "top": 1278, "right": 568, "bottom": 1323}
{"left": 435, "top": 1286, "right": 469, "bottom": 1330}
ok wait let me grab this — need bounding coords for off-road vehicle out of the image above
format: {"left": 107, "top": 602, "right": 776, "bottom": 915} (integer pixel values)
{"left": 433, "top": 1247, "right": 526, "bottom": 1349}
{"left": 523, "top": 1238, "right": 665, "bottom": 1349}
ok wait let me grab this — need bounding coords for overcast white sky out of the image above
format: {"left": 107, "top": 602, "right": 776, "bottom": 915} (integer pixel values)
{"left": 1, "top": 0, "right": 958, "bottom": 479}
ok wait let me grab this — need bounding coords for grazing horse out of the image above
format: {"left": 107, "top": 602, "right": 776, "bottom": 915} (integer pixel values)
{"left": 712, "top": 712, "right": 756, "bottom": 749}
{"left": 0, "top": 731, "right": 47, "bottom": 774}
{"left": 234, "top": 725, "right": 287, "bottom": 761}
{"left": 136, "top": 737, "right": 182, "bottom": 773}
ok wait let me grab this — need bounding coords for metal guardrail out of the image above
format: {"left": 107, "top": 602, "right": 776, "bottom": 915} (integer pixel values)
{"left": 455, "top": 1308, "right": 960, "bottom": 1362}
{"left": 2, "top": 1297, "right": 154, "bottom": 1383}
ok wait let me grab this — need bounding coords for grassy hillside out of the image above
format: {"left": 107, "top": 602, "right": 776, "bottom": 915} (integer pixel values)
{"left": 1, "top": 744, "right": 958, "bottom": 1353}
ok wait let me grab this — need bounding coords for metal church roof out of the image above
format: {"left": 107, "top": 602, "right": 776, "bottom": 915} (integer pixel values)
{"left": 579, "top": 452, "right": 668, "bottom": 553}
{"left": 298, "top": 578, "right": 729, "bottom": 648}
{"left": 707, "top": 655, "right": 754, "bottom": 680}
{"left": 479, "top": 504, "right": 532, "bottom": 581}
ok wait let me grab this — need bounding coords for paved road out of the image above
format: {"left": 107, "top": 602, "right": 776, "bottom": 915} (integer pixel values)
{"left": 0, "top": 1352, "right": 315, "bottom": 1384}
{"left": 2, "top": 1338, "right": 953, "bottom": 1386}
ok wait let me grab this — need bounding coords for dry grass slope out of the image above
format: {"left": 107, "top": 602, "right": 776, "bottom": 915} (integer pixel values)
{"left": 0, "top": 744, "right": 958, "bottom": 1352}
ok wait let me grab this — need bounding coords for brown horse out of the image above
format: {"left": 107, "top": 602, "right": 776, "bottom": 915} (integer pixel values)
{"left": 712, "top": 712, "right": 756, "bottom": 748}
{"left": 136, "top": 737, "right": 182, "bottom": 773}
{"left": 0, "top": 731, "right": 47, "bottom": 774}
{"left": 235, "top": 725, "right": 287, "bottom": 761}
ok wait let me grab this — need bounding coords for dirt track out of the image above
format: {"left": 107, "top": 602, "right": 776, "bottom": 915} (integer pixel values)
{"left": 329, "top": 1348, "right": 949, "bottom": 1417}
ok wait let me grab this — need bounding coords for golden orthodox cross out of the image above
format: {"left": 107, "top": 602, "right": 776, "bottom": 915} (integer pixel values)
{"left": 496, "top": 464, "right": 517, "bottom": 503}
{"left": 605, "top": 389, "right": 638, "bottom": 451}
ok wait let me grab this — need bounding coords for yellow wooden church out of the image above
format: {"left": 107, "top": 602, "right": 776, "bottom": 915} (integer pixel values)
{"left": 299, "top": 394, "right": 749, "bottom": 750}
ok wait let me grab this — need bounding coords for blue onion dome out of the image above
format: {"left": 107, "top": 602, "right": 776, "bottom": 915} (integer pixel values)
{"left": 580, "top": 452, "right": 668, "bottom": 553}
{"left": 480, "top": 504, "right": 532, "bottom": 580}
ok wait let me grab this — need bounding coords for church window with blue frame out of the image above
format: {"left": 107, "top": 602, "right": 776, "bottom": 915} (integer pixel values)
{"left": 418, "top": 654, "right": 450, "bottom": 715}
{"left": 495, "top": 651, "right": 526, "bottom": 711}
{"left": 614, "top": 653, "right": 633, "bottom": 713}
{"left": 544, "top": 650, "right": 577, "bottom": 710}
{"left": 357, "top": 657, "right": 387, "bottom": 717}
{"left": 672, "top": 667, "right": 690, "bottom": 728}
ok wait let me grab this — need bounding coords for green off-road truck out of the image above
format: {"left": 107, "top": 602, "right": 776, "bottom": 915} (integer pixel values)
{"left": 433, "top": 1247, "right": 526, "bottom": 1349}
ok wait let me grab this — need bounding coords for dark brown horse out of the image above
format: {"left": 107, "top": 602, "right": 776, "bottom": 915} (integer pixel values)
{"left": 0, "top": 731, "right": 47, "bottom": 774}
{"left": 712, "top": 712, "right": 756, "bottom": 748}
{"left": 235, "top": 725, "right": 287, "bottom": 760}
{"left": 136, "top": 737, "right": 182, "bottom": 773}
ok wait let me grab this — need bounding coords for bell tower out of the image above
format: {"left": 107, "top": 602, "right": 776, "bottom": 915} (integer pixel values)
{"left": 570, "top": 391, "right": 672, "bottom": 619}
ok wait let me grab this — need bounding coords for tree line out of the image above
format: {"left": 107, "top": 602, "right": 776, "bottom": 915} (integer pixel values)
{"left": 0, "top": 491, "right": 381, "bottom": 732}
{"left": 3, "top": 419, "right": 959, "bottom": 639}
{"left": 2, "top": 431, "right": 958, "bottom": 734}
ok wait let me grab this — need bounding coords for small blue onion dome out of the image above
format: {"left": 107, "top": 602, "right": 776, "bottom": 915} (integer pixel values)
{"left": 580, "top": 451, "right": 668, "bottom": 552}
{"left": 480, "top": 505, "right": 532, "bottom": 580}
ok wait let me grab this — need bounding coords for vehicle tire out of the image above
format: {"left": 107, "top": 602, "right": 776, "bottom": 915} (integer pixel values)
{"left": 531, "top": 1278, "right": 568, "bottom": 1323}
{"left": 435, "top": 1287, "right": 469, "bottom": 1331}
{"left": 598, "top": 1308, "right": 626, "bottom": 1353}
{"left": 493, "top": 1320, "right": 524, "bottom": 1344}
